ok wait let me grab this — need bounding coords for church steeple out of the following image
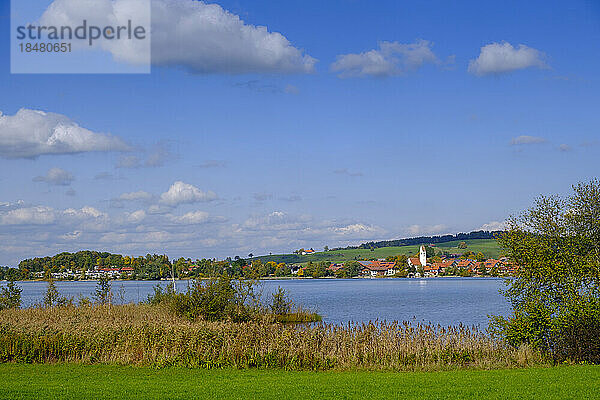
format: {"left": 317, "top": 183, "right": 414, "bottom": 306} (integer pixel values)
{"left": 419, "top": 245, "right": 427, "bottom": 267}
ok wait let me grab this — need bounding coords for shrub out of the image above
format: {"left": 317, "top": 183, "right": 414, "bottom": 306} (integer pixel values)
{"left": 148, "top": 276, "right": 259, "bottom": 322}
{"left": 43, "top": 279, "right": 72, "bottom": 307}
{"left": 270, "top": 287, "right": 292, "bottom": 315}
{"left": 93, "top": 275, "right": 112, "bottom": 305}
{"left": 0, "top": 281, "right": 21, "bottom": 310}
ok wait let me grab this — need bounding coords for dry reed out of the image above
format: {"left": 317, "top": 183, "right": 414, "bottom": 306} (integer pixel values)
{"left": 0, "top": 305, "right": 546, "bottom": 371}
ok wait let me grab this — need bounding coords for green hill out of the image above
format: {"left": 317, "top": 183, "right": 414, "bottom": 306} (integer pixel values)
{"left": 252, "top": 238, "right": 503, "bottom": 265}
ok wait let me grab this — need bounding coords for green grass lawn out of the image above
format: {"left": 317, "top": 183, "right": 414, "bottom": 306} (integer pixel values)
{"left": 0, "top": 364, "right": 597, "bottom": 400}
{"left": 254, "top": 239, "right": 502, "bottom": 264}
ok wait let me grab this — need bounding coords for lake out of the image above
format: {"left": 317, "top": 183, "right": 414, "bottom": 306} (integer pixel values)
{"left": 3, "top": 278, "right": 510, "bottom": 327}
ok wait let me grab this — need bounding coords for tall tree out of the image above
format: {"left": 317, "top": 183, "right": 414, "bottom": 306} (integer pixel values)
{"left": 493, "top": 179, "right": 600, "bottom": 363}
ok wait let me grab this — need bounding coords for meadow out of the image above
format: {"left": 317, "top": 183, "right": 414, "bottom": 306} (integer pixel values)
{"left": 0, "top": 364, "right": 597, "bottom": 400}
{"left": 254, "top": 239, "right": 503, "bottom": 264}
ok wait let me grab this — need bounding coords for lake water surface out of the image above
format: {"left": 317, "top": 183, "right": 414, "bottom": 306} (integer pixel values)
{"left": 4, "top": 278, "right": 510, "bottom": 327}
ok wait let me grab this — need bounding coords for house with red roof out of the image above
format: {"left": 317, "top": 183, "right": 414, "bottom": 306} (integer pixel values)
{"left": 359, "top": 261, "right": 397, "bottom": 277}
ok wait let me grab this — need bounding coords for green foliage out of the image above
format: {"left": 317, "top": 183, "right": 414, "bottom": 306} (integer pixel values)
{"left": 148, "top": 276, "right": 259, "bottom": 322}
{"left": 425, "top": 246, "right": 436, "bottom": 258}
{"left": 43, "top": 280, "right": 63, "bottom": 307}
{"left": 0, "top": 281, "right": 22, "bottom": 310}
{"left": 270, "top": 287, "right": 292, "bottom": 315}
{"left": 343, "top": 261, "right": 362, "bottom": 277}
{"left": 93, "top": 276, "right": 112, "bottom": 305}
{"left": 493, "top": 179, "right": 600, "bottom": 363}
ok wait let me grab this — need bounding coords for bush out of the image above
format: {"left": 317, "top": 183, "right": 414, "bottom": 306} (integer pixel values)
{"left": 148, "top": 276, "right": 259, "bottom": 322}
{"left": 43, "top": 279, "right": 72, "bottom": 308}
{"left": 552, "top": 295, "right": 600, "bottom": 363}
{"left": 0, "top": 281, "right": 22, "bottom": 310}
{"left": 93, "top": 275, "right": 112, "bottom": 305}
{"left": 270, "top": 287, "right": 293, "bottom": 316}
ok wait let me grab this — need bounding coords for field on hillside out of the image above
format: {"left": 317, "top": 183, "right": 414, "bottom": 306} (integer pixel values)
{"left": 253, "top": 239, "right": 503, "bottom": 265}
{"left": 0, "top": 364, "right": 596, "bottom": 400}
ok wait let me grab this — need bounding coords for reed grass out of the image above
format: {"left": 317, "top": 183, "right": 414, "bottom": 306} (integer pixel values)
{"left": 0, "top": 304, "right": 546, "bottom": 371}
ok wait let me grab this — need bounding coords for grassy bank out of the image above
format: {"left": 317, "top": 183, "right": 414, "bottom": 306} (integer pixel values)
{"left": 0, "top": 364, "right": 597, "bottom": 399}
{"left": 0, "top": 304, "right": 544, "bottom": 371}
{"left": 254, "top": 239, "right": 502, "bottom": 264}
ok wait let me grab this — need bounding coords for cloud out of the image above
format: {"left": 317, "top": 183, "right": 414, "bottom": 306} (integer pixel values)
{"left": 127, "top": 209, "right": 146, "bottom": 224}
{"left": 171, "top": 210, "right": 210, "bottom": 225}
{"left": 63, "top": 206, "right": 106, "bottom": 220}
{"left": 60, "top": 230, "right": 82, "bottom": 240}
{"left": 0, "top": 199, "right": 389, "bottom": 265}
{"left": 242, "top": 211, "right": 308, "bottom": 231}
{"left": 334, "top": 168, "right": 363, "bottom": 177}
{"left": 0, "top": 108, "right": 129, "bottom": 159}
{"left": 197, "top": 160, "right": 227, "bottom": 169}
{"left": 118, "top": 191, "right": 153, "bottom": 201}
{"left": 159, "top": 181, "right": 217, "bottom": 206}
{"left": 0, "top": 206, "right": 56, "bottom": 225}
{"left": 331, "top": 40, "right": 443, "bottom": 78}
{"left": 407, "top": 224, "right": 448, "bottom": 236}
{"left": 468, "top": 42, "right": 547, "bottom": 76}
{"left": 510, "top": 135, "right": 547, "bottom": 145}
{"left": 32, "top": 167, "right": 74, "bottom": 186}
{"left": 0, "top": 200, "right": 26, "bottom": 211}
{"left": 333, "top": 224, "right": 377, "bottom": 235}
{"left": 40, "top": 0, "right": 316, "bottom": 74}
{"left": 478, "top": 220, "right": 508, "bottom": 231}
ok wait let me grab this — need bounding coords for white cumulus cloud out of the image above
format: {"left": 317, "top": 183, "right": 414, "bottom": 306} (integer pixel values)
{"left": 40, "top": 0, "right": 316, "bottom": 74}
{"left": 0, "top": 206, "right": 56, "bottom": 225}
{"left": 468, "top": 42, "right": 547, "bottom": 76}
{"left": 159, "top": 181, "right": 217, "bottom": 206}
{"left": 0, "top": 108, "right": 129, "bottom": 159}
{"left": 331, "top": 40, "right": 442, "bottom": 78}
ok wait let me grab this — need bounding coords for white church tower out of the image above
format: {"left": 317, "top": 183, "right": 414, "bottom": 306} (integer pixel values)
{"left": 419, "top": 245, "right": 427, "bottom": 267}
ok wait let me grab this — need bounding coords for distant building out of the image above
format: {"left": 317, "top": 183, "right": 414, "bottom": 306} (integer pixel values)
{"left": 358, "top": 261, "right": 397, "bottom": 277}
{"left": 419, "top": 245, "right": 427, "bottom": 267}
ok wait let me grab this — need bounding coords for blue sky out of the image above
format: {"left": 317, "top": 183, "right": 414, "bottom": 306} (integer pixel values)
{"left": 0, "top": 0, "right": 599, "bottom": 265}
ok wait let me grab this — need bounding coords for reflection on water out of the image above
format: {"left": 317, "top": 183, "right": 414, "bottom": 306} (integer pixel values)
{"left": 3, "top": 278, "right": 510, "bottom": 327}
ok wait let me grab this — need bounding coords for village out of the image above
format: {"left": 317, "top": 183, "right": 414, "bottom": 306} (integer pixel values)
{"left": 24, "top": 245, "right": 518, "bottom": 281}
{"left": 306, "top": 245, "right": 518, "bottom": 278}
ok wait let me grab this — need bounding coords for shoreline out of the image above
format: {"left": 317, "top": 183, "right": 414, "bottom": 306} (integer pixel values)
{"left": 1, "top": 275, "right": 505, "bottom": 283}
